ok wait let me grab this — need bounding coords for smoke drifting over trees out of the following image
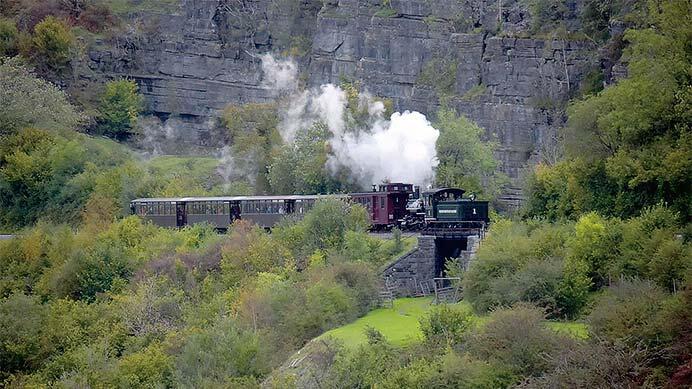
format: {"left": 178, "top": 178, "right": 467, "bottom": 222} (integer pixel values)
{"left": 261, "top": 54, "right": 440, "bottom": 187}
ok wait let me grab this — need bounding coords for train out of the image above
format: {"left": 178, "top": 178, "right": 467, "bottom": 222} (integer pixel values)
{"left": 130, "top": 183, "right": 489, "bottom": 231}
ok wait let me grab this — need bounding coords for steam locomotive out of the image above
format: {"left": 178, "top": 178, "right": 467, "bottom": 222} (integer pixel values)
{"left": 130, "top": 183, "right": 489, "bottom": 231}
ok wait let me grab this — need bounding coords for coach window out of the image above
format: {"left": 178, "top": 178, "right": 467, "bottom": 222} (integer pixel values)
{"left": 380, "top": 197, "right": 385, "bottom": 209}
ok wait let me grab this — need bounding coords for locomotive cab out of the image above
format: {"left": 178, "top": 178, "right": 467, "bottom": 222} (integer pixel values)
{"left": 423, "top": 188, "right": 489, "bottom": 226}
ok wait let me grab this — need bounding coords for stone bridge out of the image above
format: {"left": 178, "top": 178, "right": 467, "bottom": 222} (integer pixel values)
{"left": 381, "top": 232, "right": 481, "bottom": 297}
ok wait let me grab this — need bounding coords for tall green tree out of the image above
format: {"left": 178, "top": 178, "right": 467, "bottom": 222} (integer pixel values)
{"left": 0, "top": 18, "right": 18, "bottom": 56}
{"left": 268, "top": 123, "right": 345, "bottom": 195}
{"left": 434, "top": 107, "right": 505, "bottom": 198}
{"left": 0, "top": 57, "right": 82, "bottom": 135}
{"left": 222, "top": 103, "right": 280, "bottom": 193}
{"left": 31, "top": 16, "right": 73, "bottom": 72}
{"left": 98, "top": 79, "right": 144, "bottom": 140}
{"left": 526, "top": 0, "right": 691, "bottom": 220}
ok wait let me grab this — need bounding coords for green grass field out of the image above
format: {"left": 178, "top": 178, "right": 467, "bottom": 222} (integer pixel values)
{"left": 99, "top": 0, "right": 180, "bottom": 15}
{"left": 147, "top": 155, "right": 220, "bottom": 179}
{"left": 320, "top": 297, "right": 589, "bottom": 348}
{"left": 319, "top": 297, "right": 473, "bottom": 347}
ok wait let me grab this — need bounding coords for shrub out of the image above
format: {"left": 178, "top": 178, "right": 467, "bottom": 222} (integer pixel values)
{"left": 518, "top": 340, "right": 649, "bottom": 388}
{"left": 115, "top": 276, "right": 184, "bottom": 338}
{"left": 0, "top": 58, "right": 82, "bottom": 134}
{"left": 378, "top": 357, "right": 442, "bottom": 388}
{"left": 0, "top": 293, "right": 47, "bottom": 380}
{"left": 567, "top": 212, "right": 619, "bottom": 288}
{"left": 330, "top": 261, "right": 377, "bottom": 313}
{"left": 0, "top": 18, "right": 18, "bottom": 56}
{"left": 528, "top": 0, "right": 568, "bottom": 34}
{"left": 438, "top": 351, "right": 517, "bottom": 388}
{"left": 31, "top": 16, "right": 73, "bottom": 71}
{"left": 301, "top": 198, "right": 369, "bottom": 252}
{"left": 174, "top": 318, "right": 268, "bottom": 386}
{"left": 116, "top": 343, "right": 173, "bottom": 388}
{"left": 221, "top": 221, "right": 294, "bottom": 286}
{"left": 97, "top": 79, "right": 144, "bottom": 140}
{"left": 325, "top": 334, "right": 401, "bottom": 388}
{"left": 77, "top": 4, "right": 117, "bottom": 33}
{"left": 304, "top": 280, "right": 356, "bottom": 332}
{"left": 419, "top": 304, "right": 473, "bottom": 347}
{"left": 509, "top": 259, "right": 564, "bottom": 317}
{"left": 466, "top": 305, "right": 569, "bottom": 378}
{"left": 587, "top": 279, "right": 667, "bottom": 346}
{"left": 46, "top": 240, "right": 133, "bottom": 301}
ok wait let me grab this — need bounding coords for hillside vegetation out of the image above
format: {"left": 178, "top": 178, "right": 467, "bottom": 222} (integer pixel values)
{"left": 0, "top": 0, "right": 689, "bottom": 387}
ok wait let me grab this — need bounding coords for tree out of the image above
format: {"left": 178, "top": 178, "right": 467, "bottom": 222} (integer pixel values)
{"left": 31, "top": 16, "right": 73, "bottom": 72}
{"left": 98, "top": 79, "right": 144, "bottom": 140}
{"left": 222, "top": 103, "right": 280, "bottom": 193}
{"left": 419, "top": 304, "right": 473, "bottom": 347}
{"left": 0, "top": 293, "right": 47, "bottom": 381}
{"left": 0, "top": 18, "right": 18, "bottom": 56}
{"left": 434, "top": 107, "right": 506, "bottom": 198}
{"left": 268, "top": 123, "right": 345, "bottom": 195}
{"left": 545, "top": 0, "right": 692, "bottom": 220}
{"left": 0, "top": 57, "right": 82, "bottom": 135}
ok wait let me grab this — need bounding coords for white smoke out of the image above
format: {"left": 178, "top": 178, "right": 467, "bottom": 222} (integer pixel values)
{"left": 328, "top": 111, "right": 439, "bottom": 186}
{"left": 136, "top": 115, "right": 188, "bottom": 157}
{"left": 260, "top": 54, "right": 440, "bottom": 187}
{"left": 260, "top": 53, "right": 299, "bottom": 92}
{"left": 215, "top": 144, "right": 259, "bottom": 189}
{"left": 216, "top": 145, "right": 236, "bottom": 186}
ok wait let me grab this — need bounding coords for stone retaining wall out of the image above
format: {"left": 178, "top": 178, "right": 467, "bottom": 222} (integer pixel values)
{"left": 381, "top": 234, "right": 480, "bottom": 296}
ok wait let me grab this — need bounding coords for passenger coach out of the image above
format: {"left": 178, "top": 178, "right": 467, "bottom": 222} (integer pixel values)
{"left": 130, "top": 194, "right": 347, "bottom": 230}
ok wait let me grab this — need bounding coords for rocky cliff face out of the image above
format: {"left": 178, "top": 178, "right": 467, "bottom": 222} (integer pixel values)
{"left": 71, "top": 0, "right": 597, "bottom": 201}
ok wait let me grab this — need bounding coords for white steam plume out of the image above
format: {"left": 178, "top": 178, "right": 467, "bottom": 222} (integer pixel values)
{"left": 260, "top": 53, "right": 299, "bottom": 92}
{"left": 328, "top": 111, "right": 439, "bottom": 186}
{"left": 260, "top": 54, "right": 440, "bottom": 187}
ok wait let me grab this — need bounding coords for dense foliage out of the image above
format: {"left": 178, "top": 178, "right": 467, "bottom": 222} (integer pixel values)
{"left": 0, "top": 0, "right": 689, "bottom": 387}
{"left": 97, "top": 79, "right": 144, "bottom": 140}
{"left": 462, "top": 206, "right": 689, "bottom": 318}
{"left": 0, "top": 57, "right": 82, "bottom": 135}
{"left": 0, "top": 198, "right": 411, "bottom": 386}
{"left": 434, "top": 107, "right": 507, "bottom": 198}
{"left": 524, "top": 0, "right": 691, "bottom": 221}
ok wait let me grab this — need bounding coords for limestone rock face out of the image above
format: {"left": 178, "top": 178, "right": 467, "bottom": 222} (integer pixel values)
{"left": 71, "top": 0, "right": 597, "bottom": 200}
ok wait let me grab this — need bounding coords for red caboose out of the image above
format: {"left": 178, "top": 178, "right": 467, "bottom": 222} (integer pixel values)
{"left": 350, "top": 183, "right": 414, "bottom": 230}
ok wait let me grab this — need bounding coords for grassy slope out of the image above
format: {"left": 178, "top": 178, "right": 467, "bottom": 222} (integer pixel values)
{"left": 98, "top": 0, "right": 180, "bottom": 15}
{"left": 147, "top": 155, "right": 220, "bottom": 179}
{"left": 320, "top": 297, "right": 589, "bottom": 348}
